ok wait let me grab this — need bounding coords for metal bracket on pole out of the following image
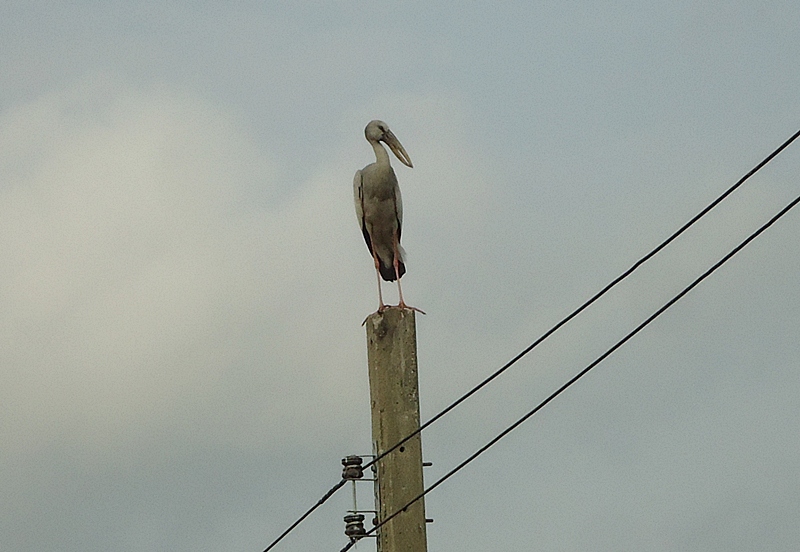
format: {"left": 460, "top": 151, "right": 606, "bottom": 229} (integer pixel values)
{"left": 342, "top": 455, "right": 378, "bottom": 542}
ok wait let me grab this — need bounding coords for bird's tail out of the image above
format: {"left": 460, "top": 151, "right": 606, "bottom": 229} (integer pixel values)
{"left": 378, "top": 258, "right": 405, "bottom": 282}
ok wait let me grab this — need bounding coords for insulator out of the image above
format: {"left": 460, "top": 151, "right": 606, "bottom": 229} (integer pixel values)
{"left": 341, "top": 455, "right": 364, "bottom": 480}
{"left": 344, "top": 513, "right": 366, "bottom": 539}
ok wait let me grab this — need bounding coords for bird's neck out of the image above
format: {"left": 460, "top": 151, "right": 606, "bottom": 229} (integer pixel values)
{"left": 371, "top": 141, "right": 390, "bottom": 167}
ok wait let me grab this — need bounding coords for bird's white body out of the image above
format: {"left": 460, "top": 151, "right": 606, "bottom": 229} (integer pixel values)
{"left": 354, "top": 120, "right": 421, "bottom": 313}
{"left": 354, "top": 144, "right": 404, "bottom": 281}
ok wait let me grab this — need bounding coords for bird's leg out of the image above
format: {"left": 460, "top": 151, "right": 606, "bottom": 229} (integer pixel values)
{"left": 393, "top": 235, "right": 425, "bottom": 315}
{"left": 395, "top": 274, "right": 426, "bottom": 314}
{"left": 376, "top": 269, "right": 387, "bottom": 313}
{"left": 373, "top": 251, "right": 388, "bottom": 313}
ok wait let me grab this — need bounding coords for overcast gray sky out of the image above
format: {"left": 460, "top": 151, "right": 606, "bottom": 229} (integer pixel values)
{"left": 2, "top": 2, "right": 800, "bottom": 551}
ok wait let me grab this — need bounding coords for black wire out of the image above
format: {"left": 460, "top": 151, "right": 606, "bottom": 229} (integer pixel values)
{"left": 264, "top": 127, "right": 800, "bottom": 551}
{"left": 358, "top": 126, "right": 800, "bottom": 475}
{"left": 341, "top": 190, "right": 800, "bottom": 552}
{"left": 261, "top": 479, "right": 347, "bottom": 552}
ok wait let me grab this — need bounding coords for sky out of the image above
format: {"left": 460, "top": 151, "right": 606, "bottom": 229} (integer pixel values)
{"left": 2, "top": 2, "right": 800, "bottom": 551}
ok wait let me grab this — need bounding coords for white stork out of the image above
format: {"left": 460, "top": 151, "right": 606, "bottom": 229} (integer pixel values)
{"left": 354, "top": 120, "right": 424, "bottom": 314}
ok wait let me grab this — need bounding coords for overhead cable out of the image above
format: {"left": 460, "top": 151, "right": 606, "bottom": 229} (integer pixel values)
{"left": 261, "top": 479, "right": 347, "bottom": 552}
{"left": 263, "top": 127, "right": 800, "bottom": 552}
{"left": 340, "top": 188, "right": 800, "bottom": 552}
{"left": 358, "top": 126, "right": 800, "bottom": 474}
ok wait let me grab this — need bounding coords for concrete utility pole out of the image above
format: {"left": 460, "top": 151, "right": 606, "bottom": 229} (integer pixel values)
{"left": 365, "top": 308, "right": 428, "bottom": 552}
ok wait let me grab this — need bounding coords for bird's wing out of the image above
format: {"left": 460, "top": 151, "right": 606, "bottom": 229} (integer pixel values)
{"left": 353, "top": 170, "right": 373, "bottom": 254}
{"left": 393, "top": 177, "right": 403, "bottom": 242}
{"left": 353, "top": 169, "right": 363, "bottom": 223}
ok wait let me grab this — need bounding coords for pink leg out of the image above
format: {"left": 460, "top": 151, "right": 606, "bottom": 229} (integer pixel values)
{"left": 373, "top": 250, "right": 387, "bottom": 313}
{"left": 393, "top": 234, "right": 425, "bottom": 315}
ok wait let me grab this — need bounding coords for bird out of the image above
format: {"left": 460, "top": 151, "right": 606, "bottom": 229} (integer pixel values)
{"left": 354, "top": 120, "right": 424, "bottom": 315}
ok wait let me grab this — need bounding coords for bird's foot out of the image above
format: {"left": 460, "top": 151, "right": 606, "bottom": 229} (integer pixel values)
{"left": 362, "top": 303, "right": 424, "bottom": 325}
{"left": 397, "top": 302, "right": 426, "bottom": 315}
{"left": 362, "top": 304, "right": 390, "bottom": 326}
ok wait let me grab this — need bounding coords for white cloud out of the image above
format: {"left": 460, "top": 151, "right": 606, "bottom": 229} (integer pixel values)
{"left": 0, "top": 76, "right": 378, "bottom": 461}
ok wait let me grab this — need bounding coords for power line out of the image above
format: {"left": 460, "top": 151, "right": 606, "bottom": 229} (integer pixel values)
{"left": 261, "top": 127, "right": 800, "bottom": 551}
{"left": 340, "top": 187, "right": 800, "bottom": 552}
{"left": 261, "top": 479, "right": 346, "bottom": 552}
{"left": 358, "top": 126, "right": 800, "bottom": 474}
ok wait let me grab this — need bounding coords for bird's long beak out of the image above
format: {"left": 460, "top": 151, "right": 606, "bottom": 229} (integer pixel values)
{"left": 384, "top": 130, "right": 413, "bottom": 168}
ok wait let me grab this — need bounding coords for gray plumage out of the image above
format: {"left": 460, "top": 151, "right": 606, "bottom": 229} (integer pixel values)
{"left": 354, "top": 120, "right": 421, "bottom": 313}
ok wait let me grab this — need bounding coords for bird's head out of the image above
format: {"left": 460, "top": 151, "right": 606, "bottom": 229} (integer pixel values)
{"left": 365, "top": 120, "right": 413, "bottom": 168}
